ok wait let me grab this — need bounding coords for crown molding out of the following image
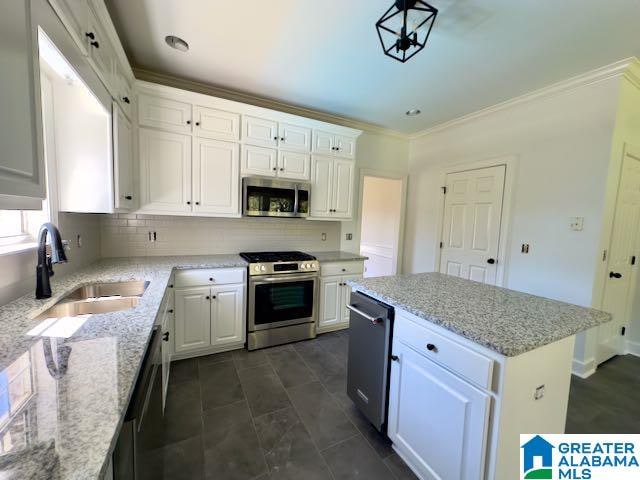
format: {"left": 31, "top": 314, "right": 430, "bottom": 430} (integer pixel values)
{"left": 132, "top": 67, "right": 408, "bottom": 140}
{"left": 410, "top": 57, "right": 639, "bottom": 140}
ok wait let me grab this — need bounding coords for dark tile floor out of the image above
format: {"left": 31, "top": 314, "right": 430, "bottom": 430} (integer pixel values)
{"left": 155, "top": 334, "right": 640, "bottom": 479}
{"left": 153, "top": 330, "right": 418, "bottom": 480}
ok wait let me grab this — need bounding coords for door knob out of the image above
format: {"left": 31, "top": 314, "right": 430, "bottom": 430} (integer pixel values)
{"left": 390, "top": 355, "right": 399, "bottom": 362}
{"left": 610, "top": 272, "right": 623, "bottom": 279}
{"left": 426, "top": 343, "right": 437, "bottom": 352}
{"left": 90, "top": 41, "right": 100, "bottom": 48}
{"left": 487, "top": 258, "right": 496, "bottom": 264}
{"left": 162, "top": 332, "right": 170, "bottom": 341}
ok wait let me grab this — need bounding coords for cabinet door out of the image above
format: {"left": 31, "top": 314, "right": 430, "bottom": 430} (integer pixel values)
{"left": 161, "top": 307, "right": 173, "bottom": 411}
{"left": 318, "top": 276, "right": 341, "bottom": 332}
{"left": 113, "top": 103, "right": 134, "bottom": 210}
{"left": 242, "top": 116, "right": 278, "bottom": 147}
{"left": 310, "top": 156, "right": 333, "bottom": 218}
{"left": 174, "top": 287, "right": 211, "bottom": 353}
{"left": 194, "top": 106, "right": 240, "bottom": 141}
{"left": 138, "top": 94, "right": 192, "bottom": 134}
{"left": 241, "top": 145, "right": 277, "bottom": 177}
{"left": 332, "top": 159, "right": 354, "bottom": 218}
{"left": 114, "top": 68, "right": 133, "bottom": 120}
{"left": 278, "top": 151, "right": 310, "bottom": 180}
{"left": 49, "top": 0, "right": 89, "bottom": 55}
{"left": 139, "top": 128, "right": 192, "bottom": 212}
{"left": 388, "top": 340, "right": 490, "bottom": 480}
{"left": 339, "top": 275, "right": 361, "bottom": 325}
{"left": 193, "top": 138, "right": 240, "bottom": 215}
{"left": 279, "top": 123, "right": 311, "bottom": 151}
{"left": 86, "top": 6, "right": 116, "bottom": 92}
{"left": 0, "top": 0, "right": 46, "bottom": 209}
{"left": 211, "top": 284, "right": 245, "bottom": 347}
{"left": 313, "top": 130, "right": 334, "bottom": 155}
{"left": 334, "top": 135, "right": 356, "bottom": 159}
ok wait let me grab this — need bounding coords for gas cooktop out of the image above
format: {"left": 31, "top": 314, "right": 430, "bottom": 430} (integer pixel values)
{"left": 239, "top": 251, "right": 316, "bottom": 263}
{"left": 239, "top": 251, "right": 319, "bottom": 276}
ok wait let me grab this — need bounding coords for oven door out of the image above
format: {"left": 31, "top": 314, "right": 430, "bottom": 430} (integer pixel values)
{"left": 249, "top": 273, "right": 317, "bottom": 331}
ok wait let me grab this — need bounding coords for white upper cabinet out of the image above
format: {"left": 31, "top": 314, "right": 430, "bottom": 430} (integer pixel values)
{"left": 278, "top": 123, "right": 311, "bottom": 151}
{"left": 113, "top": 67, "right": 133, "bottom": 119}
{"left": 113, "top": 103, "right": 134, "bottom": 211}
{"left": 313, "top": 130, "right": 356, "bottom": 159}
{"left": 0, "top": 0, "right": 46, "bottom": 209}
{"left": 139, "top": 128, "right": 192, "bottom": 213}
{"left": 193, "top": 138, "right": 239, "bottom": 215}
{"left": 310, "top": 156, "right": 354, "bottom": 220}
{"left": 242, "top": 145, "right": 277, "bottom": 177}
{"left": 278, "top": 151, "right": 310, "bottom": 180}
{"left": 85, "top": 4, "right": 117, "bottom": 92}
{"left": 194, "top": 106, "right": 240, "bottom": 141}
{"left": 138, "top": 95, "right": 193, "bottom": 134}
{"left": 242, "top": 116, "right": 278, "bottom": 147}
{"left": 49, "top": 0, "right": 89, "bottom": 55}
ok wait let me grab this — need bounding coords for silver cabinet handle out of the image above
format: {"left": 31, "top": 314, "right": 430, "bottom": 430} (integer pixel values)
{"left": 346, "top": 304, "right": 382, "bottom": 324}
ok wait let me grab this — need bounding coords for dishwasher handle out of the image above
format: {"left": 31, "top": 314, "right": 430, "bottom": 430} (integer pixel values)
{"left": 347, "top": 304, "right": 383, "bottom": 324}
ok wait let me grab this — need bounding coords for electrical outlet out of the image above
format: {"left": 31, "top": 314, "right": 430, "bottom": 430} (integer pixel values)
{"left": 521, "top": 243, "right": 530, "bottom": 254}
{"left": 321, "top": 232, "right": 327, "bottom": 241}
{"left": 569, "top": 217, "right": 584, "bottom": 231}
{"left": 534, "top": 385, "right": 545, "bottom": 400}
{"left": 346, "top": 233, "right": 353, "bottom": 241}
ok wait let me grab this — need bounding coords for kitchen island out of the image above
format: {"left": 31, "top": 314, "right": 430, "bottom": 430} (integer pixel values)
{"left": 348, "top": 272, "right": 611, "bottom": 480}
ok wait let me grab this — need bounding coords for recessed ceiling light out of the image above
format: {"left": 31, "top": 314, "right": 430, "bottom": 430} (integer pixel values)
{"left": 165, "top": 35, "right": 189, "bottom": 52}
{"left": 406, "top": 108, "right": 422, "bottom": 116}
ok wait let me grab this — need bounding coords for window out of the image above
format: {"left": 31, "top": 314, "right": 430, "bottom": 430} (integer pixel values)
{"left": 0, "top": 204, "right": 50, "bottom": 248}
{"left": 0, "top": 211, "right": 25, "bottom": 239}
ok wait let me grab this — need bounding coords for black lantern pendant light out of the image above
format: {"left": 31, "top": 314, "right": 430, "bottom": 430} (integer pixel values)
{"left": 376, "top": 0, "right": 438, "bottom": 63}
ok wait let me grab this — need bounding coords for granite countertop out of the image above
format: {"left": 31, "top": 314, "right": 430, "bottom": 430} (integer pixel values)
{"left": 348, "top": 272, "right": 611, "bottom": 357}
{"left": 0, "top": 255, "right": 246, "bottom": 480}
{"left": 310, "top": 251, "right": 368, "bottom": 262}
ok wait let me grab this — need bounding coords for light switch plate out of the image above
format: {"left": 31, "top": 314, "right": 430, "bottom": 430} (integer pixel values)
{"left": 534, "top": 385, "right": 545, "bottom": 400}
{"left": 569, "top": 217, "right": 584, "bottom": 231}
{"left": 321, "top": 232, "right": 327, "bottom": 241}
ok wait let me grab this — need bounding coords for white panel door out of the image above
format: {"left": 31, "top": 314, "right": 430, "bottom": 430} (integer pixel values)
{"left": 279, "top": 123, "right": 311, "bottom": 151}
{"left": 113, "top": 103, "right": 134, "bottom": 210}
{"left": 139, "top": 128, "right": 192, "bottom": 212}
{"left": 388, "top": 340, "right": 490, "bottom": 480}
{"left": 334, "top": 135, "right": 356, "bottom": 159}
{"left": 313, "top": 130, "right": 334, "bottom": 155}
{"left": 597, "top": 149, "right": 640, "bottom": 364}
{"left": 278, "top": 151, "right": 310, "bottom": 180}
{"left": 174, "top": 287, "right": 211, "bottom": 353}
{"left": 194, "top": 106, "right": 240, "bottom": 141}
{"left": 193, "top": 138, "right": 239, "bottom": 215}
{"left": 242, "top": 116, "right": 278, "bottom": 147}
{"left": 138, "top": 95, "right": 192, "bottom": 133}
{"left": 310, "top": 156, "right": 333, "bottom": 217}
{"left": 211, "top": 284, "right": 245, "bottom": 347}
{"left": 332, "top": 159, "right": 355, "bottom": 218}
{"left": 241, "top": 145, "right": 277, "bottom": 177}
{"left": 318, "top": 276, "right": 341, "bottom": 332}
{"left": 439, "top": 165, "right": 506, "bottom": 285}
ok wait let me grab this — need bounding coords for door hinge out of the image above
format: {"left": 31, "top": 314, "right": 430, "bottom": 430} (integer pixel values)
{"left": 441, "top": 186, "right": 447, "bottom": 194}
{"left": 621, "top": 326, "right": 626, "bottom": 336}
{"left": 632, "top": 256, "right": 637, "bottom": 266}
{"left": 602, "top": 250, "right": 607, "bottom": 262}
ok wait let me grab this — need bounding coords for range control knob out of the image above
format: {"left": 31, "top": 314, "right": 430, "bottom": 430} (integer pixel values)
{"left": 260, "top": 265, "right": 266, "bottom": 272}
{"left": 300, "top": 263, "right": 306, "bottom": 269}
{"left": 254, "top": 265, "right": 260, "bottom": 272}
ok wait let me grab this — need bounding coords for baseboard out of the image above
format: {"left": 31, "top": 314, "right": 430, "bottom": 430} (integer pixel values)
{"left": 626, "top": 339, "right": 640, "bottom": 357}
{"left": 170, "top": 342, "right": 244, "bottom": 362}
{"left": 572, "top": 358, "right": 596, "bottom": 379}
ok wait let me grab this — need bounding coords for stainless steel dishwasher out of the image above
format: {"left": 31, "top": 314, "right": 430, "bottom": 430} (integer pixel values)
{"left": 346, "top": 291, "right": 394, "bottom": 433}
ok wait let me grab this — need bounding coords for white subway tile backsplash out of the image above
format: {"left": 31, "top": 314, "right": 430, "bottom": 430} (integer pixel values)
{"left": 101, "top": 214, "right": 341, "bottom": 257}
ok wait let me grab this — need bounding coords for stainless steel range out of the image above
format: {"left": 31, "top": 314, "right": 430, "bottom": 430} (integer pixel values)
{"left": 240, "top": 251, "right": 320, "bottom": 350}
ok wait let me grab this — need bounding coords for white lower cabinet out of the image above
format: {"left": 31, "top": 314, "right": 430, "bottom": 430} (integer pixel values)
{"left": 160, "top": 288, "right": 174, "bottom": 411}
{"left": 388, "top": 327, "right": 491, "bottom": 480}
{"left": 318, "top": 261, "right": 364, "bottom": 333}
{"left": 173, "top": 269, "right": 246, "bottom": 358}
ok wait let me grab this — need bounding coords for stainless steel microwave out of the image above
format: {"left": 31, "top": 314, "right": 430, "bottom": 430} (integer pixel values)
{"left": 242, "top": 177, "right": 310, "bottom": 218}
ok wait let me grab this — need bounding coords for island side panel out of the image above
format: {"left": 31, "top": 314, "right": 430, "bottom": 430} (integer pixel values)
{"left": 490, "top": 335, "right": 574, "bottom": 479}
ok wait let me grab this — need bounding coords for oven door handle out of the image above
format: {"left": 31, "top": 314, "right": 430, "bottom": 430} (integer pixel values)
{"left": 252, "top": 274, "right": 318, "bottom": 283}
{"left": 346, "top": 304, "right": 383, "bottom": 324}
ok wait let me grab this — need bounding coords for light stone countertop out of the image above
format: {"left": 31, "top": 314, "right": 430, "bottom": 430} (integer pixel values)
{"left": 309, "top": 251, "right": 368, "bottom": 262}
{"left": 0, "top": 255, "right": 246, "bottom": 480}
{"left": 348, "top": 272, "right": 612, "bottom": 357}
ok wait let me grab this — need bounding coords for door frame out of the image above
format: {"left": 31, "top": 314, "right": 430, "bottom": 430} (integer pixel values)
{"left": 592, "top": 142, "right": 640, "bottom": 358}
{"left": 357, "top": 168, "right": 408, "bottom": 275}
{"left": 433, "top": 155, "right": 518, "bottom": 287}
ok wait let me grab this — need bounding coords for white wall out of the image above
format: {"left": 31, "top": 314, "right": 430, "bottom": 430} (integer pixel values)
{"left": 340, "top": 131, "right": 409, "bottom": 254}
{"left": 404, "top": 77, "right": 621, "bottom": 307}
{"left": 101, "top": 214, "right": 341, "bottom": 257}
{"left": 0, "top": 213, "right": 102, "bottom": 306}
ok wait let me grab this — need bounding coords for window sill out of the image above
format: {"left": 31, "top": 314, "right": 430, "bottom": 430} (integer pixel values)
{"left": 0, "top": 242, "right": 38, "bottom": 257}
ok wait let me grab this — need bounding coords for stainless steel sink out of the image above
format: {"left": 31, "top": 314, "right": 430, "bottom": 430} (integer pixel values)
{"left": 35, "top": 281, "right": 149, "bottom": 320}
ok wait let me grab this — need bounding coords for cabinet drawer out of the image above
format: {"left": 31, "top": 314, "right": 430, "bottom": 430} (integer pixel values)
{"left": 320, "top": 261, "right": 364, "bottom": 277}
{"left": 175, "top": 268, "right": 245, "bottom": 288}
{"left": 394, "top": 312, "right": 494, "bottom": 390}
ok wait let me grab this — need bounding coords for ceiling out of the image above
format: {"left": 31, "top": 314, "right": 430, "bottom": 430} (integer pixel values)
{"left": 106, "top": 0, "right": 640, "bottom": 134}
